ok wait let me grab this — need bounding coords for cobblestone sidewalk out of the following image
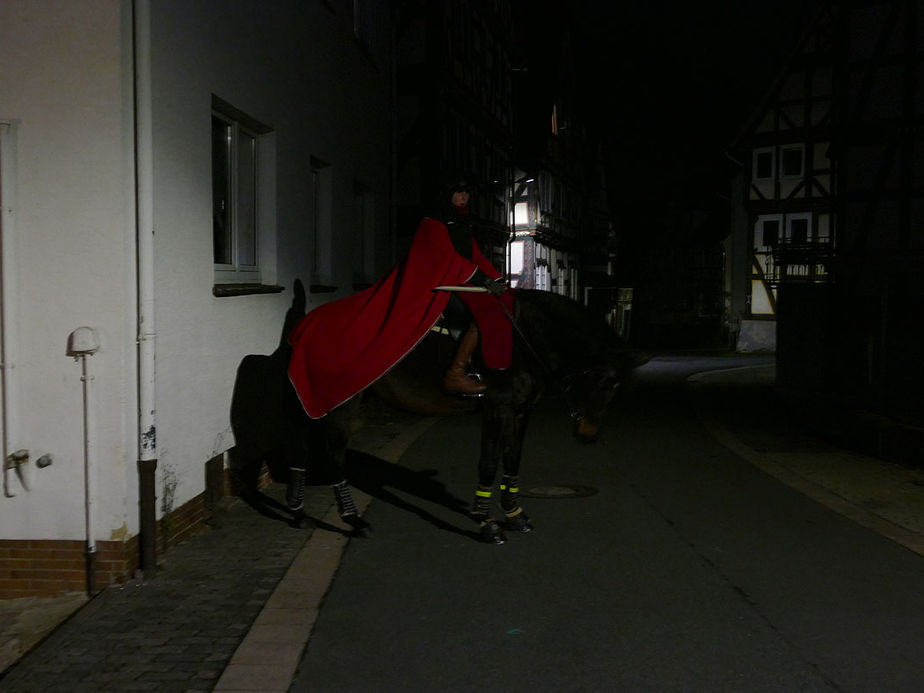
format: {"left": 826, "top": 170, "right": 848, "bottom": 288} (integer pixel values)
{"left": 0, "top": 393, "right": 428, "bottom": 692}
{"left": 0, "top": 483, "right": 333, "bottom": 693}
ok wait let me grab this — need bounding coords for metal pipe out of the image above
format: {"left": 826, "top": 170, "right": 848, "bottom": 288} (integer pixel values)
{"left": 133, "top": 0, "right": 158, "bottom": 578}
{"left": 0, "top": 121, "right": 23, "bottom": 498}
{"left": 67, "top": 325, "right": 100, "bottom": 595}
{"left": 79, "top": 353, "right": 97, "bottom": 594}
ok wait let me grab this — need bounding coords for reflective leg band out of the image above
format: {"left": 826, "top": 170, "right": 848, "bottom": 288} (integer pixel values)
{"left": 472, "top": 485, "right": 493, "bottom": 516}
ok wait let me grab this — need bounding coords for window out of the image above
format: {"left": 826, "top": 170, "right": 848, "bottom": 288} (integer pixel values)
{"left": 781, "top": 145, "right": 804, "bottom": 178}
{"left": 786, "top": 214, "right": 811, "bottom": 244}
{"left": 758, "top": 217, "right": 780, "bottom": 249}
{"left": 212, "top": 98, "right": 273, "bottom": 286}
{"left": 352, "top": 181, "right": 374, "bottom": 286}
{"left": 310, "top": 157, "right": 333, "bottom": 288}
{"left": 353, "top": 0, "right": 373, "bottom": 51}
{"left": 753, "top": 148, "right": 775, "bottom": 180}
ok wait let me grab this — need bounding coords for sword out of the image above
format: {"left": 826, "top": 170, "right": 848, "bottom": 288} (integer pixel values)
{"left": 433, "top": 285, "right": 490, "bottom": 292}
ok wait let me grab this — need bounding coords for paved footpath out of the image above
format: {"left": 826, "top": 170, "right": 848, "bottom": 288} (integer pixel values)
{"left": 0, "top": 400, "right": 430, "bottom": 693}
{"left": 0, "top": 484, "right": 329, "bottom": 693}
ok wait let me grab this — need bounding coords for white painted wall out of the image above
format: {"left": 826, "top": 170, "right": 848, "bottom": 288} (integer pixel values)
{"left": 0, "top": 0, "right": 135, "bottom": 540}
{"left": 149, "top": 0, "right": 392, "bottom": 516}
{"left": 0, "top": 0, "right": 393, "bottom": 543}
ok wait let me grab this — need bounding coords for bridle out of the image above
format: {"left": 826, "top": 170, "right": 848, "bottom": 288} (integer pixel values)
{"left": 490, "top": 289, "right": 618, "bottom": 424}
{"left": 561, "top": 366, "right": 620, "bottom": 425}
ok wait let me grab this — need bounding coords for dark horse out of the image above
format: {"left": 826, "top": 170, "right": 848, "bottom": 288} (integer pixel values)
{"left": 452, "top": 287, "right": 648, "bottom": 542}
{"left": 229, "top": 281, "right": 648, "bottom": 543}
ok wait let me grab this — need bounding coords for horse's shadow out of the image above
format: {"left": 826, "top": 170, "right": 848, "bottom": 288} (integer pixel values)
{"left": 228, "top": 278, "right": 479, "bottom": 541}
{"left": 236, "top": 448, "right": 479, "bottom": 541}
{"left": 343, "top": 449, "right": 481, "bottom": 541}
{"left": 235, "top": 484, "right": 353, "bottom": 536}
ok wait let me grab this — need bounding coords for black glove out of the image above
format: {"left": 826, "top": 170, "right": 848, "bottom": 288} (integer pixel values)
{"left": 471, "top": 269, "right": 507, "bottom": 295}
{"left": 483, "top": 278, "right": 507, "bottom": 296}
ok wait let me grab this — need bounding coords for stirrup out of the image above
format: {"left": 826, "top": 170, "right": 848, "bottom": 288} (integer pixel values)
{"left": 444, "top": 371, "right": 486, "bottom": 398}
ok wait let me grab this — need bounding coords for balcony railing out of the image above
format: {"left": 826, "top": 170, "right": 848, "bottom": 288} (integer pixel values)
{"left": 766, "top": 239, "right": 834, "bottom": 285}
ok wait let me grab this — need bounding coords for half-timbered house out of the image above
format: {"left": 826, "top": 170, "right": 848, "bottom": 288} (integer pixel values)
{"left": 727, "top": 4, "right": 837, "bottom": 352}
{"left": 728, "top": 0, "right": 924, "bottom": 415}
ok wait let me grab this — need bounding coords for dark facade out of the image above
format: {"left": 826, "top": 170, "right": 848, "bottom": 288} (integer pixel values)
{"left": 508, "top": 11, "right": 613, "bottom": 313}
{"left": 393, "top": 0, "right": 515, "bottom": 268}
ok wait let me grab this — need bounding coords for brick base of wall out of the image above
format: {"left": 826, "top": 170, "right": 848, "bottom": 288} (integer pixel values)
{"left": 0, "top": 453, "right": 268, "bottom": 600}
{"left": 0, "top": 535, "right": 139, "bottom": 599}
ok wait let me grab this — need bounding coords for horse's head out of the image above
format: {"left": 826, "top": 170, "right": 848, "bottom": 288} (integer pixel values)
{"left": 563, "top": 349, "right": 650, "bottom": 443}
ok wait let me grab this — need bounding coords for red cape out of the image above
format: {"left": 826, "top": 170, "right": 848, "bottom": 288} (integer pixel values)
{"left": 288, "top": 217, "right": 514, "bottom": 418}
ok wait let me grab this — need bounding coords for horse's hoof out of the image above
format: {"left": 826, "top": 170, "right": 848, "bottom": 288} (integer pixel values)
{"left": 504, "top": 509, "right": 533, "bottom": 533}
{"left": 479, "top": 519, "right": 506, "bottom": 544}
{"left": 343, "top": 513, "right": 372, "bottom": 537}
{"left": 290, "top": 512, "right": 313, "bottom": 530}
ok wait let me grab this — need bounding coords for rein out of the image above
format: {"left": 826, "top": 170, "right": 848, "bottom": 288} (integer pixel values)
{"left": 491, "top": 293, "right": 594, "bottom": 422}
{"left": 435, "top": 285, "right": 586, "bottom": 420}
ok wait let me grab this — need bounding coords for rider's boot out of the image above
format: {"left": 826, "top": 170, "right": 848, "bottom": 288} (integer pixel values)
{"left": 286, "top": 467, "right": 307, "bottom": 511}
{"left": 443, "top": 324, "right": 487, "bottom": 396}
{"left": 470, "top": 484, "right": 505, "bottom": 544}
{"left": 332, "top": 479, "right": 371, "bottom": 534}
{"left": 500, "top": 474, "right": 532, "bottom": 532}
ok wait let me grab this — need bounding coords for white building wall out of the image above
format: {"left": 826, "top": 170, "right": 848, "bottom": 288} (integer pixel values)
{"left": 0, "top": 0, "right": 135, "bottom": 541}
{"left": 0, "top": 0, "right": 393, "bottom": 544}
{"left": 148, "top": 1, "right": 393, "bottom": 517}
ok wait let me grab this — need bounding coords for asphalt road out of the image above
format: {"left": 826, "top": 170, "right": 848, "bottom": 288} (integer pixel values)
{"left": 290, "top": 355, "right": 924, "bottom": 693}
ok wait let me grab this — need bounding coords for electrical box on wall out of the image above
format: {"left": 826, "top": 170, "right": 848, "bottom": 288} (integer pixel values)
{"left": 66, "top": 327, "right": 100, "bottom": 356}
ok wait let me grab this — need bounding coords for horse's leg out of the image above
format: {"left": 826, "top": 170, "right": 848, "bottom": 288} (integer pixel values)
{"left": 499, "top": 409, "right": 533, "bottom": 532}
{"left": 323, "top": 397, "right": 371, "bottom": 535}
{"left": 470, "top": 402, "right": 510, "bottom": 544}
{"left": 285, "top": 460, "right": 307, "bottom": 511}
{"left": 284, "top": 435, "right": 312, "bottom": 529}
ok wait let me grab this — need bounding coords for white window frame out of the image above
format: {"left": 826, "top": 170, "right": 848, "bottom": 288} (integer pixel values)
{"left": 212, "top": 99, "right": 274, "bottom": 286}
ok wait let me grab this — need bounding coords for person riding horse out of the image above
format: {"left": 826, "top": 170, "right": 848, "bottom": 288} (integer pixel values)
{"left": 282, "top": 184, "right": 648, "bottom": 540}
{"left": 287, "top": 175, "right": 514, "bottom": 420}
{"left": 428, "top": 176, "right": 508, "bottom": 396}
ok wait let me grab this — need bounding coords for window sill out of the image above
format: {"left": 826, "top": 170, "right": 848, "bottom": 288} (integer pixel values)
{"left": 213, "top": 284, "right": 285, "bottom": 297}
{"left": 309, "top": 284, "right": 339, "bottom": 294}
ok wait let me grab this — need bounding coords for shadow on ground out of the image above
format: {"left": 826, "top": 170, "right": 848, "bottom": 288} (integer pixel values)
{"left": 344, "top": 449, "right": 480, "bottom": 541}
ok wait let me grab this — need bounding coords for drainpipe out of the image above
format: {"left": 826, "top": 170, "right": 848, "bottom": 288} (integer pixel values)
{"left": 1, "top": 121, "right": 24, "bottom": 499}
{"left": 67, "top": 327, "right": 100, "bottom": 595}
{"left": 133, "top": 0, "right": 158, "bottom": 579}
